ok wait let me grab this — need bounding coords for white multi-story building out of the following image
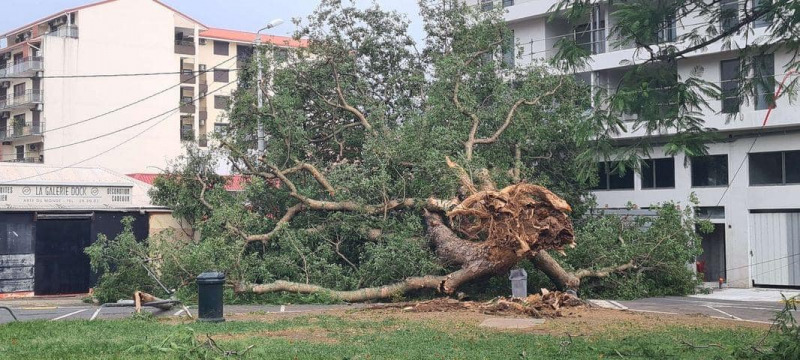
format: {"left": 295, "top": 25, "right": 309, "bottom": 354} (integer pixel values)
{"left": 0, "top": 0, "right": 303, "bottom": 174}
{"left": 469, "top": 0, "right": 800, "bottom": 288}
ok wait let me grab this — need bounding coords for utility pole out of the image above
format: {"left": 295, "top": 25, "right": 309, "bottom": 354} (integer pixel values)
{"left": 255, "top": 19, "right": 284, "bottom": 153}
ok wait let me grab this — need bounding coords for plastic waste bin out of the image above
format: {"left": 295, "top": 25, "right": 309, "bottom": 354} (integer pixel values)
{"left": 509, "top": 268, "right": 528, "bottom": 298}
{"left": 197, "top": 271, "right": 225, "bottom": 322}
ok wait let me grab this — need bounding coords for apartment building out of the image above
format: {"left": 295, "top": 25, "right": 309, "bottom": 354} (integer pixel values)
{"left": 0, "top": 0, "right": 303, "bottom": 174}
{"left": 470, "top": 0, "right": 800, "bottom": 288}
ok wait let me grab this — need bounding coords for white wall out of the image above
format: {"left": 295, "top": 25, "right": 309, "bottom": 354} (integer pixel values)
{"left": 42, "top": 0, "right": 191, "bottom": 174}
{"left": 593, "top": 132, "right": 800, "bottom": 287}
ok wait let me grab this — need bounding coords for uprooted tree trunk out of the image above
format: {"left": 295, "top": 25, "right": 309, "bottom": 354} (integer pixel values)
{"left": 234, "top": 173, "right": 618, "bottom": 301}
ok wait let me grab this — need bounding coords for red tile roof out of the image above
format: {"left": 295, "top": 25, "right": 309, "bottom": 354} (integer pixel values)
{"left": 127, "top": 173, "right": 251, "bottom": 192}
{"left": 200, "top": 28, "right": 308, "bottom": 48}
{"left": 1, "top": 0, "right": 207, "bottom": 38}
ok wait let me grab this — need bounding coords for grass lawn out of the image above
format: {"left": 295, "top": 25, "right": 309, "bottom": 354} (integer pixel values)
{"left": 0, "top": 307, "right": 775, "bottom": 359}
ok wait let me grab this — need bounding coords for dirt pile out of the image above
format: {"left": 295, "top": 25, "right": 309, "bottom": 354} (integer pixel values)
{"left": 372, "top": 290, "right": 584, "bottom": 318}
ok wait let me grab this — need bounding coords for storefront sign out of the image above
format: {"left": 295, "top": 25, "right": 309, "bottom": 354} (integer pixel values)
{"left": 0, "top": 185, "right": 132, "bottom": 208}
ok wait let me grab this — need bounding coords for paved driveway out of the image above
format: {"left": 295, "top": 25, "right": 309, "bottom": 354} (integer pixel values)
{"left": 592, "top": 288, "right": 798, "bottom": 324}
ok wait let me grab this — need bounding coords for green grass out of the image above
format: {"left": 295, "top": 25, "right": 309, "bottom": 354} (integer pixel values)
{"left": 0, "top": 314, "right": 772, "bottom": 359}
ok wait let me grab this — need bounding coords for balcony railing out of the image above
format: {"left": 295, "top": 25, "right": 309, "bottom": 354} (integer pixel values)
{"left": 0, "top": 90, "right": 44, "bottom": 110}
{"left": 46, "top": 26, "right": 79, "bottom": 39}
{"left": 181, "top": 127, "right": 195, "bottom": 141}
{"left": 0, "top": 57, "right": 44, "bottom": 78}
{"left": 2, "top": 157, "right": 44, "bottom": 164}
{"left": 180, "top": 96, "right": 195, "bottom": 113}
{"left": 175, "top": 39, "right": 195, "bottom": 55}
{"left": 0, "top": 121, "right": 45, "bottom": 141}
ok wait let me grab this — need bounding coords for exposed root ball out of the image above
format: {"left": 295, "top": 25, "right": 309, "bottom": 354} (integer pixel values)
{"left": 447, "top": 183, "right": 575, "bottom": 256}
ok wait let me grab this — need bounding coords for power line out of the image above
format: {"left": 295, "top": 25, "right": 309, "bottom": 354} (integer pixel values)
{"left": 0, "top": 79, "right": 238, "bottom": 184}
{"left": 39, "top": 55, "right": 239, "bottom": 135}
{"left": 0, "top": 109, "right": 182, "bottom": 185}
{"left": 0, "top": 68, "right": 242, "bottom": 80}
{"left": 39, "top": 79, "right": 237, "bottom": 153}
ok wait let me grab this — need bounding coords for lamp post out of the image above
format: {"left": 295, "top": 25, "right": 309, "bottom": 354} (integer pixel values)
{"left": 255, "top": 19, "right": 284, "bottom": 153}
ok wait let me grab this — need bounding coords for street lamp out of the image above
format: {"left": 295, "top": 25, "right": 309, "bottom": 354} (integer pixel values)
{"left": 255, "top": 19, "right": 284, "bottom": 153}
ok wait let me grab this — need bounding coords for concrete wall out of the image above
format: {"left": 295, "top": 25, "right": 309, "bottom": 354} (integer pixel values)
{"left": 593, "top": 132, "right": 800, "bottom": 287}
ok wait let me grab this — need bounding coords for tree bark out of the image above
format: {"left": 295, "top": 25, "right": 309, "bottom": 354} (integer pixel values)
{"left": 237, "top": 277, "right": 447, "bottom": 302}
{"left": 530, "top": 251, "right": 580, "bottom": 291}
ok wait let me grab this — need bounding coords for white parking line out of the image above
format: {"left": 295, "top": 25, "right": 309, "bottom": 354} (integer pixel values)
{"left": 51, "top": 309, "right": 88, "bottom": 321}
{"left": 627, "top": 309, "right": 678, "bottom": 315}
{"left": 90, "top": 308, "right": 102, "bottom": 321}
{"left": 609, "top": 301, "right": 628, "bottom": 310}
{"left": 710, "top": 316, "right": 773, "bottom": 325}
{"left": 705, "top": 305, "right": 742, "bottom": 320}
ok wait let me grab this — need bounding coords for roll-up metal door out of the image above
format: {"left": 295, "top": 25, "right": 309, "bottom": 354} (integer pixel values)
{"left": 749, "top": 212, "right": 800, "bottom": 287}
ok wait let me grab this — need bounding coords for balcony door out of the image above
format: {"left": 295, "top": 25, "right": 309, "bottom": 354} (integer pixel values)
{"left": 13, "top": 53, "right": 23, "bottom": 65}
{"left": 13, "top": 114, "right": 24, "bottom": 136}
{"left": 15, "top": 145, "right": 24, "bottom": 161}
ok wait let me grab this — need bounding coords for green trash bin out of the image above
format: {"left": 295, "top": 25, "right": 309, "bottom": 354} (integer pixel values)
{"left": 197, "top": 272, "right": 225, "bottom": 322}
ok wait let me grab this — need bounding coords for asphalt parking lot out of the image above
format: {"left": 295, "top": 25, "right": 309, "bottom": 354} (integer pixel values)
{"left": 0, "top": 302, "right": 361, "bottom": 324}
{"left": 592, "top": 296, "right": 792, "bottom": 324}
{"left": 1, "top": 289, "right": 796, "bottom": 325}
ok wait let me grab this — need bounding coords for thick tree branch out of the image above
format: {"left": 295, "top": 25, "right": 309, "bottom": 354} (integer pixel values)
{"left": 236, "top": 276, "right": 448, "bottom": 302}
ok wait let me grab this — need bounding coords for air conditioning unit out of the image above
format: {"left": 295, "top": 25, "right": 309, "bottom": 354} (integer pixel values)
{"left": 198, "top": 64, "right": 207, "bottom": 71}
{"left": 28, "top": 143, "right": 38, "bottom": 151}
{"left": 199, "top": 39, "right": 207, "bottom": 45}
{"left": 34, "top": 104, "right": 43, "bottom": 111}
{"left": 0, "top": 111, "right": 9, "bottom": 119}
{"left": 199, "top": 119, "right": 206, "bottom": 126}
{"left": 0, "top": 81, "right": 10, "bottom": 88}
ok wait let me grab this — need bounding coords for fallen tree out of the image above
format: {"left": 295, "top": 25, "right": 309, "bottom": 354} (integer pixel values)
{"left": 129, "top": 0, "right": 705, "bottom": 303}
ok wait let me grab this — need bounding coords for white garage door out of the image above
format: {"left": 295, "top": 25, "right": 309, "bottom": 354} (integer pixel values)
{"left": 749, "top": 212, "right": 800, "bottom": 287}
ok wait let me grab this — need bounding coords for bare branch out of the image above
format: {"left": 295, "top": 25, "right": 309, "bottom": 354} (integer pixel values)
{"left": 573, "top": 260, "right": 637, "bottom": 280}
{"left": 283, "top": 162, "right": 336, "bottom": 196}
{"left": 245, "top": 203, "right": 306, "bottom": 244}
{"left": 474, "top": 78, "right": 565, "bottom": 146}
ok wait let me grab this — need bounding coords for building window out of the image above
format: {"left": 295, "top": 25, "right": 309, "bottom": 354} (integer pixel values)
{"left": 696, "top": 206, "right": 725, "bottom": 220}
{"left": 214, "top": 69, "right": 229, "bottom": 83}
{"left": 720, "top": 0, "right": 739, "bottom": 32}
{"left": 753, "top": 54, "right": 774, "bottom": 111}
{"left": 641, "top": 158, "right": 675, "bottom": 189}
{"left": 720, "top": 59, "right": 740, "bottom": 114}
{"left": 502, "top": 30, "right": 515, "bottom": 68}
{"left": 13, "top": 83, "right": 25, "bottom": 97}
{"left": 753, "top": 0, "right": 772, "bottom": 28}
{"left": 691, "top": 155, "right": 729, "bottom": 187}
{"left": 480, "top": 0, "right": 493, "bottom": 11}
{"left": 214, "top": 122, "right": 229, "bottom": 133}
{"left": 595, "top": 161, "right": 634, "bottom": 190}
{"left": 749, "top": 151, "right": 800, "bottom": 185}
{"left": 214, "top": 95, "right": 230, "bottom": 110}
{"left": 656, "top": 15, "right": 677, "bottom": 43}
{"left": 503, "top": 0, "right": 514, "bottom": 7}
{"left": 214, "top": 41, "right": 229, "bottom": 56}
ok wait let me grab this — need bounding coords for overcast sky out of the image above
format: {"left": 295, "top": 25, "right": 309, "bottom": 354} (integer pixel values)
{"left": 2, "top": 0, "right": 425, "bottom": 40}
